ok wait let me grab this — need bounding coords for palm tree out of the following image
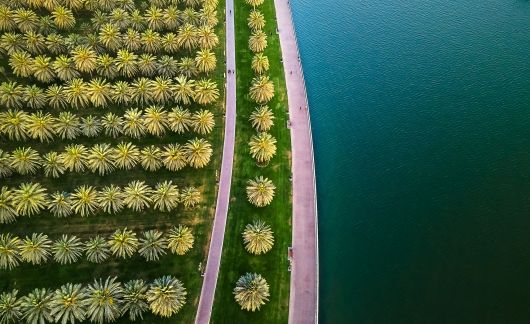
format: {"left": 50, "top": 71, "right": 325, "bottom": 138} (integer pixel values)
{"left": 251, "top": 53, "right": 269, "bottom": 74}
{"left": 0, "top": 149, "right": 12, "bottom": 178}
{"left": 19, "top": 233, "right": 52, "bottom": 265}
{"left": 248, "top": 10, "right": 265, "bottom": 31}
{"left": 101, "top": 112, "right": 123, "bottom": 138}
{"left": 249, "top": 30, "right": 267, "bottom": 52}
{"left": 0, "top": 109, "right": 27, "bottom": 141}
{"left": 139, "top": 230, "right": 167, "bottom": 261}
{"left": 0, "top": 81, "right": 24, "bottom": 109}
{"left": 64, "top": 78, "right": 90, "bottom": 108}
{"left": 87, "top": 78, "right": 112, "bottom": 108}
{"left": 0, "top": 187, "right": 17, "bottom": 224}
{"left": 1, "top": 33, "right": 24, "bottom": 55}
{"left": 167, "top": 106, "right": 191, "bottom": 134}
{"left": 137, "top": 53, "right": 158, "bottom": 77}
{"left": 141, "top": 29, "right": 162, "bottom": 53}
{"left": 197, "top": 25, "right": 219, "bottom": 49}
{"left": 95, "top": 54, "right": 117, "bottom": 79}
{"left": 14, "top": 9, "right": 39, "bottom": 33}
{"left": 85, "top": 277, "right": 124, "bottom": 323}
{"left": 163, "top": 6, "right": 180, "bottom": 30}
{"left": 51, "top": 6, "right": 75, "bottom": 29}
{"left": 177, "top": 23, "right": 197, "bottom": 51}
{"left": 185, "top": 138, "right": 212, "bottom": 168}
{"left": 71, "top": 185, "right": 99, "bottom": 217}
{"left": 163, "top": 33, "right": 180, "bottom": 53}
{"left": 200, "top": 7, "right": 218, "bottom": 26}
{"left": 53, "top": 55, "right": 80, "bottom": 81}
{"left": 190, "top": 109, "right": 214, "bottom": 135}
{"left": 108, "top": 228, "right": 138, "bottom": 258}
{"left": 144, "top": 105, "right": 168, "bottom": 136}
{"left": 146, "top": 276, "right": 187, "bottom": 317}
{"left": 12, "top": 182, "right": 48, "bottom": 216}
{"left": 195, "top": 49, "right": 216, "bottom": 73}
{"left": 114, "top": 142, "right": 140, "bottom": 170}
{"left": 55, "top": 111, "right": 80, "bottom": 140}
{"left": 178, "top": 57, "right": 198, "bottom": 78}
{"left": 173, "top": 75, "right": 195, "bottom": 105}
{"left": 0, "top": 6, "right": 16, "bottom": 32}
{"left": 250, "top": 105, "right": 274, "bottom": 131}
{"left": 123, "top": 29, "right": 142, "bottom": 51}
{"left": 98, "top": 184, "right": 125, "bottom": 214}
{"left": 19, "top": 288, "right": 53, "bottom": 324}
{"left": 152, "top": 76, "right": 174, "bottom": 104}
{"left": 87, "top": 143, "right": 115, "bottom": 175}
{"left": 46, "top": 85, "right": 68, "bottom": 109}
{"left": 194, "top": 79, "right": 219, "bottom": 105}
{"left": 181, "top": 7, "right": 200, "bottom": 24}
{"left": 167, "top": 225, "right": 194, "bottom": 255}
{"left": 109, "top": 8, "right": 130, "bottom": 29}
{"left": 180, "top": 187, "right": 201, "bottom": 209}
{"left": 24, "top": 112, "right": 55, "bottom": 143}
{"left": 84, "top": 235, "right": 110, "bottom": 263}
{"left": 246, "top": 176, "right": 275, "bottom": 207}
{"left": 158, "top": 56, "right": 179, "bottom": 78}
{"left": 98, "top": 23, "right": 122, "bottom": 50}
{"left": 24, "top": 31, "right": 46, "bottom": 54}
{"left": 131, "top": 77, "right": 154, "bottom": 105}
{"left": 0, "top": 290, "right": 21, "bottom": 323}
{"left": 250, "top": 75, "right": 274, "bottom": 103}
{"left": 129, "top": 9, "right": 145, "bottom": 31}
{"left": 64, "top": 0, "right": 84, "bottom": 10}
{"left": 60, "top": 144, "right": 87, "bottom": 172}
{"left": 32, "top": 55, "right": 56, "bottom": 83}
{"left": 49, "top": 283, "right": 87, "bottom": 324}
{"left": 123, "top": 180, "right": 152, "bottom": 211}
{"left": 0, "top": 234, "right": 21, "bottom": 270}
{"left": 45, "top": 33, "right": 67, "bottom": 55}
{"left": 152, "top": 181, "right": 179, "bottom": 212}
{"left": 233, "top": 273, "right": 269, "bottom": 311}
{"left": 24, "top": 85, "right": 46, "bottom": 110}
{"left": 116, "top": 49, "right": 138, "bottom": 78}
{"left": 52, "top": 234, "right": 83, "bottom": 264}
{"left": 243, "top": 220, "right": 274, "bottom": 255}
{"left": 245, "top": 0, "right": 264, "bottom": 6}
{"left": 123, "top": 108, "right": 146, "bottom": 139}
{"left": 140, "top": 145, "right": 163, "bottom": 171}
{"left": 43, "top": 152, "right": 66, "bottom": 178}
{"left": 111, "top": 80, "right": 131, "bottom": 105}
{"left": 122, "top": 280, "right": 149, "bottom": 321}
{"left": 249, "top": 132, "right": 277, "bottom": 163}
{"left": 10, "top": 147, "right": 41, "bottom": 175}
{"left": 80, "top": 115, "right": 101, "bottom": 137}
{"left": 48, "top": 191, "right": 72, "bottom": 218}
{"left": 162, "top": 144, "right": 187, "bottom": 171}
{"left": 9, "top": 51, "right": 34, "bottom": 77}
{"left": 144, "top": 6, "right": 164, "bottom": 30}
{"left": 71, "top": 45, "right": 97, "bottom": 73}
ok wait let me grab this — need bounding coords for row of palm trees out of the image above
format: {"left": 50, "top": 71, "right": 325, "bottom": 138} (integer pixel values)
{"left": 0, "top": 107, "right": 214, "bottom": 143}
{"left": 0, "top": 181, "right": 201, "bottom": 223}
{"left": 0, "top": 275, "right": 187, "bottom": 323}
{"left": 231, "top": 1, "right": 274, "bottom": 313}
{"left": 7, "top": 48, "right": 217, "bottom": 82}
{"left": 1, "top": 139, "right": 212, "bottom": 179}
{"left": 0, "top": 76, "right": 220, "bottom": 110}
{"left": 0, "top": 226, "right": 194, "bottom": 270}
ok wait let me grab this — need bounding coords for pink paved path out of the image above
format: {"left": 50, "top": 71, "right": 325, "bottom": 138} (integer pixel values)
{"left": 194, "top": 0, "right": 236, "bottom": 321}
{"left": 273, "top": 0, "right": 319, "bottom": 323}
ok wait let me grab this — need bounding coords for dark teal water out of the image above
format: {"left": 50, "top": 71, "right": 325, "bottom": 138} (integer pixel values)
{"left": 290, "top": 0, "right": 530, "bottom": 322}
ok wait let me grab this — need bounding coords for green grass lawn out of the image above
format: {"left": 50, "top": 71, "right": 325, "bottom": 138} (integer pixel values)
{"left": 0, "top": 1, "right": 226, "bottom": 322}
{"left": 210, "top": 0, "right": 292, "bottom": 322}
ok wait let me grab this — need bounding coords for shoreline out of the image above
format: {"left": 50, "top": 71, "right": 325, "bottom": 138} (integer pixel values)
{"left": 272, "top": 0, "right": 320, "bottom": 322}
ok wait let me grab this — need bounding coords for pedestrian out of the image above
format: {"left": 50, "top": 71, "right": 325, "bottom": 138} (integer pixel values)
{"left": 299, "top": 106, "right": 301, "bottom": 110}
{"left": 290, "top": 70, "right": 292, "bottom": 75}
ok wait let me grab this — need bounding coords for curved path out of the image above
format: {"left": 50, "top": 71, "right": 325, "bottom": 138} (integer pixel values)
{"left": 273, "top": 0, "right": 319, "bottom": 322}
{"left": 194, "top": 0, "right": 236, "bottom": 322}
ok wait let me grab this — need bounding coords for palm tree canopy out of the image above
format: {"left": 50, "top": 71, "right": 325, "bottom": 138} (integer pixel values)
{"left": 122, "top": 279, "right": 149, "bottom": 321}
{"left": 185, "top": 138, "right": 212, "bottom": 168}
{"left": 243, "top": 220, "right": 274, "bottom": 255}
{"left": 146, "top": 276, "right": 187, "bottom": 317}
{"left": 249, "top": 75, "right": 275, "bottom": 103}
{"left": 246, "top": 176, "right": 275, "bottom": 207}
{"left": 108, "top": 228, "right": 139, "bottom": 259}
{"left": 19, "top": 288, "right": 53, "bottom": 324}
{"left": 249, "top": 105, "right": 274, "bottom": 131}
{"left": 0, "top": 234, "right": 21, "bottom": 270}
{"left": 84, "top": 235, "right": 110, "bottom": 263}
{"left": 233, "top": 273, "right": 270, "bottom": 312}
{"left": 0, "top": 289, "right": 21, "bottom": 323}
{"left": 191, "top": 109, "right": 215, "bottom": 134}
{"left": 52, "top": 234, "right": 83, "bottom": 264}
{"left": 0, "top": 187, "right": 17, "bottom": 224}
{"left": 248, "top": 132, "right": 277, "bottom": 163}
{"left": 85, "top": 277, "right": 124, "bottom": 323}
{"left": 138, "top": 230, "right": 167, "bottom": 261}
{"left": 19, "top": 233, "right": 52, "bottom": 265}
{"left": 49, "top": 283, "right": 87, "bottom": 324}
{"left": 167, "top": 225, "right": 194, "bottom": 255}
{"left": 12, "top": 182, "right": 48, "bottom": 217}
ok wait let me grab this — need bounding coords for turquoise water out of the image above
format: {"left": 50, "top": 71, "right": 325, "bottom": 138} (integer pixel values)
{"left": 290, "top": 0, "right": 530, "bottom": 322}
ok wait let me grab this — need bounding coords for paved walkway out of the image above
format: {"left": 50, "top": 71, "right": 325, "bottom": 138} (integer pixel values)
{"left": 273, "top": 0, "right": 319, "bottom": 323}
{"left": 194, "top": 0, "right": 237, "bottom": 322}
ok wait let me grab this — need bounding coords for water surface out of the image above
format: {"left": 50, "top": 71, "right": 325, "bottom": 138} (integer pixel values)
{"left": 291, "top": 0, "right": 530, "bottom": 322}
